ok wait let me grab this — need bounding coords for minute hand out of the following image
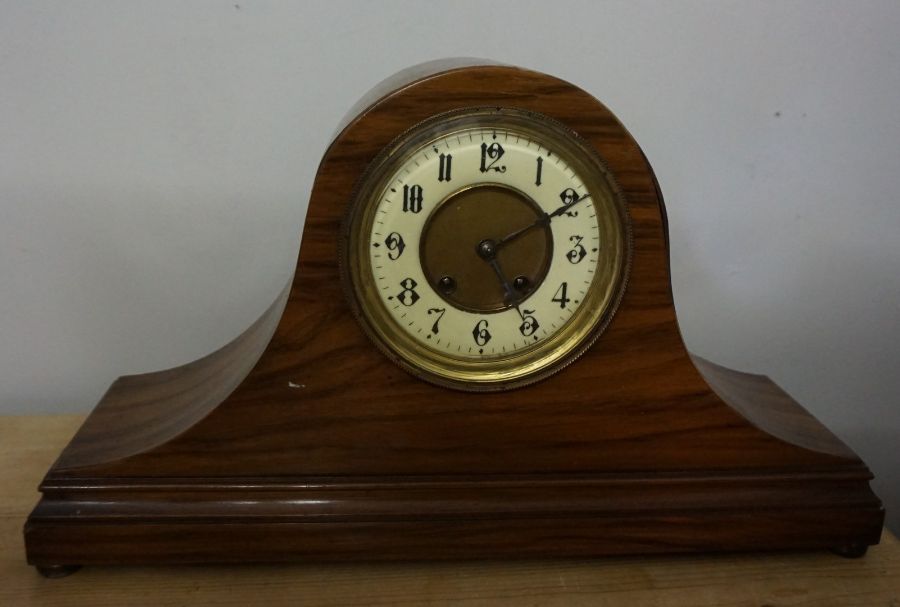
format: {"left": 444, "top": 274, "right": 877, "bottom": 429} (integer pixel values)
{"left": 494, "top": 193, "right": 591, "bottom": 251}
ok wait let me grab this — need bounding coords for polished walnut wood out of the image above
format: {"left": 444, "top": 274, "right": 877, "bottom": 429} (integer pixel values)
{"left": 24, "top": 60, "right": 884, "bottom": 572}
{"left": 8, "top": 416, "right": 897, "bottom": 604}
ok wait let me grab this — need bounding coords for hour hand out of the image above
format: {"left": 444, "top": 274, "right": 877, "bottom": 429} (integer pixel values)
{"left": 476, "top": 239, "right": 525, "bottom": 316}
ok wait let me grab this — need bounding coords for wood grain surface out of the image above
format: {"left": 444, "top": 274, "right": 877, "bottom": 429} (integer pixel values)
{"left": 23, "top": 61, "right": 884, "bottom": 568}
{"left": 6, "top": 416, "right": 899, "bottom": 606}
{"left": 42, "top": 61, "right": 870, "bottom": 477}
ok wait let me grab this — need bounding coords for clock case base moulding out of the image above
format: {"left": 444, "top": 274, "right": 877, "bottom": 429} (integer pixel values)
{"left": 24, "top": 60, "right": 884, "bottom": 574}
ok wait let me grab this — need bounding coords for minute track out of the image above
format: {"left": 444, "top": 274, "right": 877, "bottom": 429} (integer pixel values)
{"left": 372, "top": 127, "right": 601, "bottom": 360}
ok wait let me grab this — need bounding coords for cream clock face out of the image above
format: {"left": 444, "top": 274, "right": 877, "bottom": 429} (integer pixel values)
{"left": 342, "top": 108, "right": 630, "bottom": 390}
{"left": 372, "top": 136, "right": 600, "bottom": 355}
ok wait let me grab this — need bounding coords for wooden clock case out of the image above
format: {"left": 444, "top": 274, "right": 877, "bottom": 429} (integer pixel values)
{"left": 25, "top": 60, "right": 883, "bottom": 576}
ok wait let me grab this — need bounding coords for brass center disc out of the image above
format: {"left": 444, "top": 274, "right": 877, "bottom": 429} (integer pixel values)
{"left": 420, "top": 184, "right": 553, "bottom": 313}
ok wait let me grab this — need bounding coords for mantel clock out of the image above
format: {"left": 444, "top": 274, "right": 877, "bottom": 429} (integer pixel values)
{"left": 25, "top": 60, "right": 883, "bottom": 577}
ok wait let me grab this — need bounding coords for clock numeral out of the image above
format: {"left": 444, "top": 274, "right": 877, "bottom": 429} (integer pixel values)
{"left": 402, "top": 184, "right": 424, "bottom": 213}
{"left": 559, "top": 187, "right": 580, "bottom": 217}
{"left": 551, "top": 282, "right": 570, "bottom": 309}
{"left": 427, "top": 307, "right": 446, "bottom": 334}
{"left": 518, "top": 310, "right": 540, "bottom": 337}
{"left": 566, "top": 235, "right": 587, "bottom": 264}
{"left": 472, "top": 319, "right": 492, "bottom": 347}
{"left": 559, "top": 188, "right": 580, "bottom": 205}
{"left": 438, "top": 153, "right": 452, "bottom": 182}
{"left": 396, "top": 277, "right": 420, "bottom": 306}
{"left": 384, "top": 232, "right": 405, "bottom": 260}
{"left": 479, "top": 142, "right": 506, "bottom": 173}
{"left": 535, "top": 156, "right": 543, "bottom": 186}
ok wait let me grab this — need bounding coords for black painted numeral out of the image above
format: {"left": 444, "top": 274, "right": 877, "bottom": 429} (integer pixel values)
{"left": 518, "top": 309, "right": 540, "bottom": 337}
{"left": 535, "top": 156, "right": 543, "bottom": 186}
{"left": 384, "top": 232, "right": 405, "bottom": 260}
{"left": 472, "top": 319, "right": 492, "bottom": 347}
{"left": 551, "top": 282, "right": 570, "bottom": 309}
{"left": 427, "top": 307, "right": 445, "bottom": 334}
{"left": 559, "top": 188, "right": 579, "bottom": 205}
{"left": 396, "top": 277, "right": 420, "bottom": 306}
{"left": 566, "top": 235, "right": 587, "bottom": 264}
{"left": 479, "top": 142, "right": 506, "bottom": 173}
{"left": 438, "top": 153, "right": 452, "bottom": 182}
{"left": 559, "top": 187, "right": 581, "bottom": 217}
{"left": 402, "top": 184, "right": 423, "bottom": 213}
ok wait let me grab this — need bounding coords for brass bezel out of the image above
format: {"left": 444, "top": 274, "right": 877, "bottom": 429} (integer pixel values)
{"left": 340, "top": 107, "right": 632, "bottom": 391}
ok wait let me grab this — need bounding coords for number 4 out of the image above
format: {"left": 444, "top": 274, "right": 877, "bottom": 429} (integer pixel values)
{"left": 551, "top": 282, "right": 570, "bottom": 309}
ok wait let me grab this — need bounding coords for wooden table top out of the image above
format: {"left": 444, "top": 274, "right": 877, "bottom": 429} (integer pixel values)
{"left": 2, "top": 414, "right": 897, "bottom": 606}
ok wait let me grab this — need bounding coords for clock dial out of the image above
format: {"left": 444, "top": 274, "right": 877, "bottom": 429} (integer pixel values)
{"left": 373, "top": 136, "right": 599, "bottom": 356}
{"left": 342, "top": 108, "right": 630, "bottom": 390}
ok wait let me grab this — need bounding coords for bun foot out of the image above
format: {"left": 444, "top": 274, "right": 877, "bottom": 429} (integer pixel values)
{"left": 36, "top": 564, "right": 82, "bottom": 578}
{"left": 832, "top": 542, "right": 869, "bottom": 559}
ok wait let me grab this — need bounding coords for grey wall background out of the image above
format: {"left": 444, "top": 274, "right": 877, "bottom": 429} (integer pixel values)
{"left": 2, "top": 1, "right": 898, "bottom": 532}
